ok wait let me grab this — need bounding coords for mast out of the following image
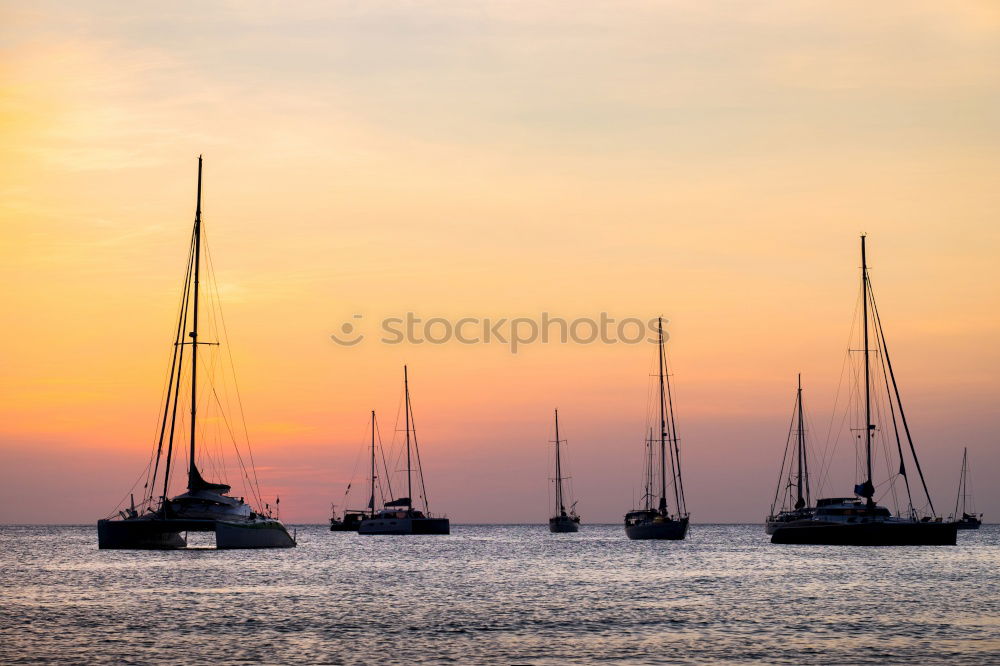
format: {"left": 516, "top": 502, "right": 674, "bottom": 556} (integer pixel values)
{"left": 861, "top": 235, "right": 874, "bottom": 505}
{"left": 370, "top": 410, "right": 376, "bottom": 518}
{"left": 795, "top": 374, "right": 805, "bottom": 509}
{"left": 553, "top": 409, "right": 564, "bottom": 516}
{"left": 953, "top": 447, "right": 967, "bottom": 518}
{"left": 657, "top": 317, "right": 668, "bottom": 515}
{"left": 404, "top": 365, "right": 412, "bottom": 510}
{"left": 188, "top": 155, "right": 203, "bottom": 489}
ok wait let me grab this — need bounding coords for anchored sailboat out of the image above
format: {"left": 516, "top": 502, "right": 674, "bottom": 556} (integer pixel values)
{"left": 330, "top": 411, "right": 382, "bottom": 532}
{"left": 358, "top": 366, "right": 450, "bottom": 535}
{"left": 624, "top": 317, "right": 689, "bottom": 540}
{"left": 97, "top": 157, "right": 295, "bottom": 549}
{"left": 771, "top": 236, "right": 956, "bottom": 546}
{"left": 950, "top": 448, "right": 983, "bottom": 530}
{"left": 549, "top": 409, "right": 580, "bottom": 533}
{"left": 765, "top": 375, "right": 814, "bottom": 534}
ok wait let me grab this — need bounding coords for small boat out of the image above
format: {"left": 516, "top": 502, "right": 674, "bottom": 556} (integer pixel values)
{"left": 329, "top": 411, "right": 382, "bottom": 532}
{"left": 97, "top": 157, "right": 295, "bottom": 550}
{"left": 358, "top": 367, "right": 450, "bottom": 535}
{"left": 771, "top": 236, "right": 956, "bottom": 546}
{"left": 548, "top": 409, "right": 580, "bottom": 533}
{"left": 624, "top": 317, "right": 689, "bottom": 541}
{"left": 765, "top": 375, "right": 815, "bottom": 534}
{"left": 950, "top": 448, "right": 983, "bottom": 530}
{"left": 329, "top": 507, "right": 366, "bottom": 532}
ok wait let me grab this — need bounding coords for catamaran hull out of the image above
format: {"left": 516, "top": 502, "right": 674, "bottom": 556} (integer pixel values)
{"left": 549, "top": 517, "right": 580, "bottom": 533}
{"left": 214, "top": 520, "right": 296, "bottom": 549}
{"left": 97, "top": 519, "right": 192, "bottom": 549}
{"left": 358, "top": 517, "right": 450, "bottom": 535}
{"left": 98, "top": 518, "right": 295, "bottom": 549}
{"left": 771, "top": 521, "right": 957, "bottom": 545}
{"left": 626, "top": 516, "right": 689, "bottom": 541}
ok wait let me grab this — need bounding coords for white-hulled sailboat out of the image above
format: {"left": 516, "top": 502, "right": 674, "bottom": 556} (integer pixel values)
{"left": 549, "top": 409, "right": 580, "bottom": 533}
{"left": 97, "top": 157, "right": 295, "bottom": 549}
{"left": 624, "top": 317, "right": 689, "bottom": 540}
{"left": 765, "top": 375, "right": 814, "bottom": 534}
{"left": 770, "top": 236, "right": 956, "bottom": 546}
{"left": 358, "top": 366, "right": 450, "bottom": 535}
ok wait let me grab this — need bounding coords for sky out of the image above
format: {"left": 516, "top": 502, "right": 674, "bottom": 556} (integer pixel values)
{"left": 1, "top": 1, "right": 998, "bottom": 524}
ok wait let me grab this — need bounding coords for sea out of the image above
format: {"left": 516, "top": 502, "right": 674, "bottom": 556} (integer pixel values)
{"left": 1, "top": 524, "right": 998, "bottom": 664}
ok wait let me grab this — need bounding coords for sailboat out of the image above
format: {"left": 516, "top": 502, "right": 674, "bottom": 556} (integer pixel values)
{"left": 771, "top": 236, "right": 957, "bottom": 546}
{"left": 950, "top": 448, "right": 983, "bottom": 530}
{"left": 97, "top": 157, "right": 295, "bottom": 549}
{"left": 624, "top": 317, "right": 689, "bottom": 540}
{"left": 549, "top": 409, "right": 580, "bottom": 533}
{"left": 330, "top": 410, "right": 381, "bottom": 532}
{"left": 765, "top": 375, "right": 815, "bottom": 534}
{"left": 358, "top": 366, "right": 450, "bottom": 535}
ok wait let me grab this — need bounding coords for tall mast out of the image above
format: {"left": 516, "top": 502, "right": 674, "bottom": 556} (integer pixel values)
{"left": 370, "top": 410, "right": 376, "bottom": 518}
{"left": 795, "top": 374, "right": 805, "bottom": 509}
{"left": 657, "top": 317, "right": 668, "bottom": 515}
{"left": 953, "top": 447, "right": 967, "bottom": 518}
{"left": 404, "top": 365, "right": 412, "bottom": 509}
{"left": 861, "top": 235, "right": 874, "bottom": 505}
{"left": 188, "top": 156, "right": 203, "bottom": 490}
{"left": 553, "top": 409, "right": 564, "bottom": 515}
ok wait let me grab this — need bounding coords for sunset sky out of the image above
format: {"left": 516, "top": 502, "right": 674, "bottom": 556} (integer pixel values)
{"left": 2, "top": 1, "right": 998, "bottom": 523}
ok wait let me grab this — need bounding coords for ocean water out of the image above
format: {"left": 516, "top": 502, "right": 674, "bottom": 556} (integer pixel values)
{"left": 1, "top": 524, "right": 997, "bottom": 664}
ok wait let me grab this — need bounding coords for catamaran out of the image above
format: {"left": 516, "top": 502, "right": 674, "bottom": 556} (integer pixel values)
{"left": 548, "top": 409, "right": 580, "bottom": 533}
{"left": 624, "top": 317, "right": 689, "bottom": 540}
{"left": 765, "top": 375, "right": 814, "bottom": 534}
{"left": 770, "top": 236, "right": 956, "bottom": 546}
{"left": 950, "top": 448, "right": 983, "bottom": 530}
{"left": 97, "top": 157, "right": 295, "bottom": 549}
{"left": 358, "top": 366, "right": 450, "bottom": 535}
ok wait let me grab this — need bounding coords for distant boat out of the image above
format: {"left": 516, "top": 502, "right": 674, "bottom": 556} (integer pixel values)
{"left": 624, "top": 317, "right": 689, "bottom": 540}
{"left": 330, "top": 410, "right": 381, "bottom": 532}
{"left": 770, "top": 236, "right": 956, "bottom": 546}
{"left": 97, "top": 157, "right": 295, "bottom": 549}
{"left": 549, "top": 409, "right": 580, "bottom": 533}
{"left": 358, "top": 367, "right": 450, "bottom": 535}
{"left": 950, "top": 448, "right": 983, "bottom": 530}
{"left": 765, "top": 375, "right": 815, "bottom": 534}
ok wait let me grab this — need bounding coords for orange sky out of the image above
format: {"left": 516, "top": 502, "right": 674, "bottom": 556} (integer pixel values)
{"left": 1, "top": 1, "right": 998, "bottom": 523}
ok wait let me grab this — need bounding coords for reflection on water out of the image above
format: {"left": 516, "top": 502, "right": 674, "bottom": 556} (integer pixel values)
{"left": 1, "top": 524, "right": 998, "bottom": 664}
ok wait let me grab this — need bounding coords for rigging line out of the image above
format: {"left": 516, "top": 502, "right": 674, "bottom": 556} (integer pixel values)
{"left": 205, "top": 374, "right": 256, "bottom": 495}
{"left": 770, "top": 390, "right": 799, "bottom": 516}
{"left": 374, "top": 413, "right": 394, "bottom": 505}
{"left": 662, "top": 340, "right": 685, "bottom": 515}
{"left": 876, "top": 333, "right": 913, "bottom": 515}
{"left": 800, "top": 384, "right": 812, "bottom": 507}
{"left": 816, "top": 293, "right": 861, "bottom": 497}
{"left": 160, "top": 227, "right": 196, "bottom": 505}
{"left": 868, "top": 279, "right": 936, "bottom": 517}
{"left": 340, "top": 415, "right": 369, "bottom": 505}
{"left": 203, "top": 235, "right": 264, "bottom": 509}
{"left": 106, "top": 465, "right": 158, "bottom": 519}
{"left": 147, "top": 231, "right": 196, "bottom": 505}
{"left": 953, "top": 449, "right": 966, "bottom": 518}
{"left": 407, "top": 382, "right": 431, "bottom": 514}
